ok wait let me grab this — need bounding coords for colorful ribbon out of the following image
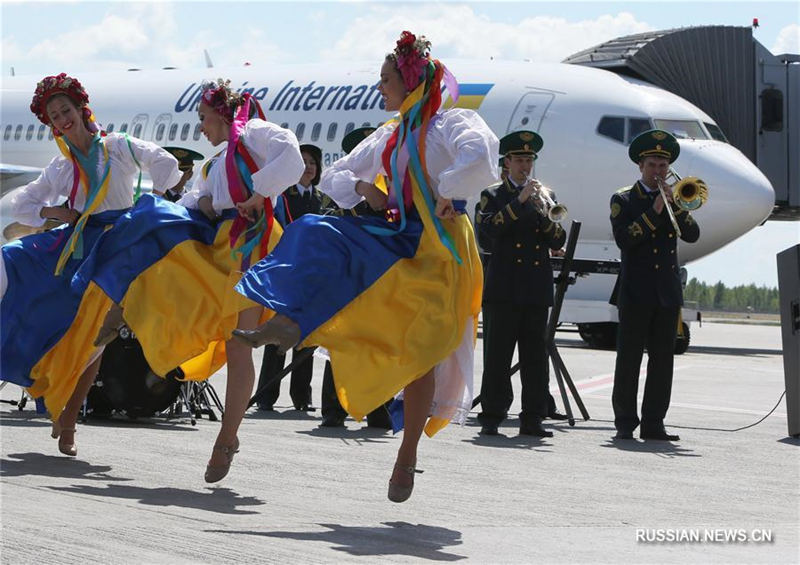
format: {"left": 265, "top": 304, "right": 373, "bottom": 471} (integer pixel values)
{"left": 222, "top": 94, "right": 273, "bottom": 270}
{"left": 364, "top": 59, "right": 463, "bottom": 264}
{"left": 53, "top": 134, "right": 112, "bottom": 275}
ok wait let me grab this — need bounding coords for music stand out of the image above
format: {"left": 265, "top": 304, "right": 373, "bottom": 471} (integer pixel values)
{"left": 472, "top": 220, "right": 590, "bottom": 425}
{"left": 545, "top": 220, "right": 590, "bottom": 425}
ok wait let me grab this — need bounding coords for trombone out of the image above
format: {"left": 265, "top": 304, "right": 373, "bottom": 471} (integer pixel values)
{"left": 526, "top": 178, "right": 569, "bottom": 223}
{"left": 654, "top": 168, "right": 709, "bottom": 237}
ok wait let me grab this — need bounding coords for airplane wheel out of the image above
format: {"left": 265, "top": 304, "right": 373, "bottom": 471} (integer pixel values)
{"left": 577, "top": 322, "right": 617, "bottom": 350}
{"left": 674, "top": 322, "right": 690, "bottom": 355}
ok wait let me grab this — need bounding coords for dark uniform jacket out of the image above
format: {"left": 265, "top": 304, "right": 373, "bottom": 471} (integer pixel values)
{"left": 609, "top": 181, "right": 700, "bottom": 308}
{"left": 476, "top": 178, "right": 566, "bottom": 305}
{"left": 275, "top": 184, "right": 326, "bottom": 226}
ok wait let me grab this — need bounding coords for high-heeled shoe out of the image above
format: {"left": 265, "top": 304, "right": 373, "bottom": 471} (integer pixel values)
{"left": 387, "top": 462, "right": 423, "bottom": 503}
{"left": 204, "top": 437, "right": 240, "bottom": 483}
{"left": 231, "top": 316, "right": 300, "bottom": 354}
{"left": 94, "top": 303, "right": 124, "bottom": 347}
{"left": 52, "top": 421, "right": 78, "bottom": 456}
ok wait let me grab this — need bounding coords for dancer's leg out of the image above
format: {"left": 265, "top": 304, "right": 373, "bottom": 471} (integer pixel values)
{"left": 54, "top": 355, "right": 102, "bottom": 455}
{"left": 391, "top": 368, "right": 435, "bottom": 488}
{"left": 206, "top": 306, "right": 261, "bottom": 479}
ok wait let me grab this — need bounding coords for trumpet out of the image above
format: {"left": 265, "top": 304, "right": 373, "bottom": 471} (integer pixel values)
{"left": 525, "top": 177, "right": 569, "bottom": 223}
{"left": 653, "top": 168, "right": 709, "bottom": 237}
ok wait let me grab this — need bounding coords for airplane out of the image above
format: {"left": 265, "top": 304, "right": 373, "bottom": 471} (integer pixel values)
{"left": 0, "top": 60, "right": 776, "bottom": 351}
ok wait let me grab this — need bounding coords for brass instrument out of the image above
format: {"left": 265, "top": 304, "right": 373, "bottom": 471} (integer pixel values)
{"left": 654, "top": 168, "right": 708, "bottom": 237}
{"left": 526, "top": 178, "right": 569, "bottom": 223}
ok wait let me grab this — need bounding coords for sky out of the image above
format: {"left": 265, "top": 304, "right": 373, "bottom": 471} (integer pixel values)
{"left": 2, "top": 0, "right": 799, "bottom": 287}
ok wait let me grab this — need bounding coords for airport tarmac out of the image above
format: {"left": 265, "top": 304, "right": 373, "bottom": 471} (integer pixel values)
{"left": 1, "top": 320, "right": 798, "bottom": 564}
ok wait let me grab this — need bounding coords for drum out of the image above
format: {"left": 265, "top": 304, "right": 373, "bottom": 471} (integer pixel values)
{"left": 89, "top": 327, "right": 182, "bottom": 418}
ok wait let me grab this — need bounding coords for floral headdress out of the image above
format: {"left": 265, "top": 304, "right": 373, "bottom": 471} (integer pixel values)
{"left": 30, "top": 73, "right": 98, "bottom": 135}
{"left": 200, "top": 78, "right": 246, "bottom": 122}
{"left": 391, "top": 31, "right": 432, "bottom": 91}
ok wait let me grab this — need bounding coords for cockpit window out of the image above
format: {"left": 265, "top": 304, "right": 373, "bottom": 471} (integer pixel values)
{"left": 628, "top": 118, "right": 652, "bottom": 141}
{"left": 597, "top": 117, "right": 624, "bottom": 143}
{"left": 704, "top": 122, "right": 728, "bottom": 143}
{"left": 653, "top": 119, "right": 708, "bottom": 140}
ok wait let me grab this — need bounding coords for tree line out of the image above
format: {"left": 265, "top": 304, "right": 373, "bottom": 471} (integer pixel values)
{"left": 684, "top": 278, "right": 780, "bottom": 313}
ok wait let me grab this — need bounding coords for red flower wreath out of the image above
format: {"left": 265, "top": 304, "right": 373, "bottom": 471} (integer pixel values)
{"left": 30, "top": 73, "right": 90, "bottom": 126}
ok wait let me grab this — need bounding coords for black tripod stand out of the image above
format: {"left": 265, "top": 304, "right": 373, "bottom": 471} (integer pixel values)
{"left": 472, "top": 220, "right": 589, "bottom": 426}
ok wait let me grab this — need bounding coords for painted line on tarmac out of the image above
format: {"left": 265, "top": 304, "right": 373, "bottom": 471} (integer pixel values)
{"left": 554, "top": 365, "right": 697, "bottom": 395}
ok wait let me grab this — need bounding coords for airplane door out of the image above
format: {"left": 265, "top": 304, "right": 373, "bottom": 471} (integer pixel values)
{"left": 506, "top": 91, "right": 555, "bottom": 134}
{"left": 130, "top": 113, "right": 149, "bottom": 140}
{"left": 152, "top": 113, "right": 172, "bottom": 144}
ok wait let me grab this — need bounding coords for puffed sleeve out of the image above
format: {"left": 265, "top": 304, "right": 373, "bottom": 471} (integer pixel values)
{"left": 434, "top": 109, "right": 500, "bottom": 199}
{"left": 243, "top": 121, "right": 305, "bottom": 200}
{"left": 116, "top": 134, "right": 182, "bottom": 192}
{"left": 176, "top": 165, "right": 211, "bottom": 210}
{"left": 9, "top": 157, "right": 72, "bottom": 227}
{"left": 319, "top": 124, "right": 395, "bottom": 209}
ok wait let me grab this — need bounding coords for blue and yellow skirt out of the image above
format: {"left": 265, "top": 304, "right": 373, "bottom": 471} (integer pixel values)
{"left": 1, "top": 209, "right": 125, "bottom": 417}
{"left": 236, "top": 210, "right": 483, "bottom": 436}
{"left": 73, "top": 194, "right": 281, "bottom": 384}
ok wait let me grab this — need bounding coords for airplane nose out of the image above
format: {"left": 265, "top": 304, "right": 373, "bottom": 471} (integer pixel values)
{"left": 675, "top": 141, "right": 775, "bottom": 262}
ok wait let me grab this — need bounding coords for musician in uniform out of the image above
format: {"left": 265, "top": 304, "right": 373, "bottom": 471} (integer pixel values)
{"left": 251, "top": 144, "right": 325, "bottom": 412}
{"left": 609, "top": 129, "right": 700, "bottom": 441}
{"left": 318, "top": 127, "right": 391, "bottom": 429}
{"left": 476, "top": 131, "right": 566, "bottom": 437}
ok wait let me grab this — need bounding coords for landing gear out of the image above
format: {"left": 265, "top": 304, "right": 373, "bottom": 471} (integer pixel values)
{"left": 577, "top": 321, "right": 691, "bottom": 355}
{"left": 577, "top": 322, "right": 617, "bottom": 350}
{"left": 674, "top": 322, "right": 691, "bottom": 355}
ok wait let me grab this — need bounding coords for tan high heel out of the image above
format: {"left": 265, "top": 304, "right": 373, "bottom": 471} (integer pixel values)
{"left": 231, "top": 315, "right": 300, "bottom": 353}
{"left": 52, "top": 421, "right": 78, "bottom": 457}
{"left": 388, "top": 462, "right": 423, "bottom": 503}
{"left": 204, "top": 437, "right": 240, "bottom": 483}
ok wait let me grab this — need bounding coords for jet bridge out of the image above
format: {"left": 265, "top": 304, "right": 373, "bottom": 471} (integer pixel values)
{"left": 564, "top": 25, "right": 799, "bottom": 220}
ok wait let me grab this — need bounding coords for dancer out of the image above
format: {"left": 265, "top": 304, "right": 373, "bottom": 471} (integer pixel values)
{"left": 234, "top": 31, "right": 499, "bottom": 502}
{"left": 0, "top": 73, "right": 185, "bottom": 456}
{"left": 75, "top": 79, "right": 303, "bottom": 481}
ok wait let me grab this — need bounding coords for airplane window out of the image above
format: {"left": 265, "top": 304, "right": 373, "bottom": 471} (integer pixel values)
{"left": 627, "top": 118, "right": 652, "bottom": 142}
{"left": 597, "top": 116, "right": 625, "bottom": 143}
{"left": 653, "top": 119, "right": 708, "bottom": 140}
{"left": 48, "top": 129, "right": 54, "bottom": 140}
{"left": 106, "top": 123, "right": 114, "bottom": 133}
{"left": 156, "top": 124, "right": 165, "bottom": 141}
{"left": 193, "top": 123, "right": 202, "bottom": 141}
{"left": 37, "top": 125, "right": 46, "bottom": 140}
{"left": 295, "top": 122, "right": 305, "bottom": 141}
{"left": 704, "top": 122, "right": 728, "bottom": 143}
{"left": 120, "top": 123, "right": 128, "bottom": 133}
{"left": 181, "top": 123, "right": 190, "bottom": 141}
{"left": 14, "top": 125, "right": 22, "bottom": 140}
{"left": 133, "top": 124, "right": 143, "bottom": 138}
{"left": 168, "top": 123, "right": 178, "bottom": 141}
{"left": 3, "top": 125, "right": 11, "bottom": 141}
{"left": 26, "top": 124, "right": 34, "bottom": 141}
{"left": 344, "top": 122, "right": 355, "bottom": 136}
{"left": 327, "top": 122, "right": 337, "bottom": 142}
{"left": 311, "top": 122, "right": 322, "bottom": 142}
{"left": 280, "top": 122, "right": 289, "bottom": 129}
{"left": 361, "top": 122, "right": 371, "bottom": 128}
